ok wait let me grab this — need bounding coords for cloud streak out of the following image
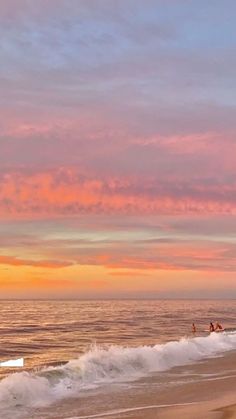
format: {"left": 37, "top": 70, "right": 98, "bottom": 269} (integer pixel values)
{"left": 0, "top": 1, "right": 236, "bottom": 295}
{"left": 0, "top": 255, "right": 71, "bottom": 268}
{"left": 0, "top": 168, "right": 236, "bottom": 218}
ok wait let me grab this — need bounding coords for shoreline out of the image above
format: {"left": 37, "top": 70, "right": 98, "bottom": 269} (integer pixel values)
{"left": 155, "top": 399, "right": 236, "bottom": 419}
{"left": 31, "top": 398, "right": 236, "bottom": 419}
{"left": 217, "top": 404, "right": 236, "bottom": 419}
{"left": 2, "top": 345, "right": 236, "bottom": 418}
{"left": 28, "top": 353, "right": 236, "bottom": 419}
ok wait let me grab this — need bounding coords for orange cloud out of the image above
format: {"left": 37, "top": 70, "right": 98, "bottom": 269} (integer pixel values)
{"left": 0, "top": 168, "right": 236, "bottom": 219}
{"left": 0, "top": 255, "right": 71, "bottom": 268}
{"left": 108, "top": 270, "right": 151, "bottom": 276}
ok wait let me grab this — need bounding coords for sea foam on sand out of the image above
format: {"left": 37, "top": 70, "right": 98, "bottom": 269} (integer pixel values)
{"left": 0, "top": 331, "right": 236, "bottom": 412}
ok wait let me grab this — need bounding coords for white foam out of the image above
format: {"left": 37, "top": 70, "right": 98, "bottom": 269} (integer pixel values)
{"left": 0, "top": 332, "right": 236, "bottom": 413}
{"left": 67, "top": 402, "right": 198, "bottom": 419}
{"left": 0, "top": 358, "right": 24, "bottom": 367}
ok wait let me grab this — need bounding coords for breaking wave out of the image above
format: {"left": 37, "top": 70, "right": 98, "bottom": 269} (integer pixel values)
{"left": 1, "top": 331, "right": 236, "bottom": 412}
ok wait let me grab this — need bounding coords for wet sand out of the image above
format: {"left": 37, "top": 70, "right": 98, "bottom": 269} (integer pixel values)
{"left": 23, "top": 351, "right": 236, "bottom": 419}
{"left": 221, "top": 405, "right": 236, "bottom": 419}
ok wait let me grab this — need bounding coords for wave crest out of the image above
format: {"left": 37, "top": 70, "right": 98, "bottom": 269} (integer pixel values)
{"left": 1, "top": 331, "right": 236, "bottom": 411}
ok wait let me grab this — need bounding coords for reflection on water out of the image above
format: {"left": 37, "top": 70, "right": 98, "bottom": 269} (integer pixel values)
{"left": 0, "top": 299, "right": 235, "bottom": 377}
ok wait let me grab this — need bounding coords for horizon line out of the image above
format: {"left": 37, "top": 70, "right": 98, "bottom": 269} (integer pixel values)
{"left": 1, "top": 297, "right": 236, "bottom": 301}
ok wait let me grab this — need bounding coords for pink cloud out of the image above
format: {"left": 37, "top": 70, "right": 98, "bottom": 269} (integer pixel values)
{"left": 0, "top": 168, "right": 236, "bottom": 219}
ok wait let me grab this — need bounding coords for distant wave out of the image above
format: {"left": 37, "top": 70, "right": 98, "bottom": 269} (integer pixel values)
{"left": 1, "top": 331, "right": 236, "bottom": 412}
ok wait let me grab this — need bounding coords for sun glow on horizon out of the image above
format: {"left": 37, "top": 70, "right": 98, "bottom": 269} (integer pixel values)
{"left": 0, "top": 1, "right": 236, "bottom": 298}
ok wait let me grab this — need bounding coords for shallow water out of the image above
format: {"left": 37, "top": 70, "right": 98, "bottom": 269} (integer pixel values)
{"left": 0, "top": 299, "right": 236, "bottom": 418}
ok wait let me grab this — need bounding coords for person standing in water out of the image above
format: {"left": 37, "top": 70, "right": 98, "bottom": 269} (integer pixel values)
{"left": 209, "top": 322, "right": 215, "bottom": 332}
{"left": 192, "top": 323, "right": 196, "bottom": 333}
{"left": 215, "top": 322, "right": 223, "bottom": 331}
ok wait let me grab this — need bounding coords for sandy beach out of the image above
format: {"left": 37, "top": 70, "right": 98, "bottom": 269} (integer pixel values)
{"left": 1, "top": 302, "right": 236, "bottom": 419}
{"left": 1, "top": 0, "right": 236, "bottom": 417}
{"left": 24, "top": 350, "right": 236, "bottom": 419}
{"left": 28, "top": 384, "right": 236, "bottom": 419}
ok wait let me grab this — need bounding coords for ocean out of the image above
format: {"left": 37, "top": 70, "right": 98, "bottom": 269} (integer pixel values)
{"left": 0, "top": 299, "right": 236, "bottom": 418}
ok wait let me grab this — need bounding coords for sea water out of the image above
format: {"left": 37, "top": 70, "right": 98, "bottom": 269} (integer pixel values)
{"left": 0, "top": 299, "right": 236, "bottom": 418}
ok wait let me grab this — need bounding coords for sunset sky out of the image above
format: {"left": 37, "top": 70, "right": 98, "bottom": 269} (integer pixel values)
{"left": 0, "top": 0, "right": 236, "bottom": 298}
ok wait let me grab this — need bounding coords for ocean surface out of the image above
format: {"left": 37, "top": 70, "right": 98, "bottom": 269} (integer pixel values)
{"left": 0, "top": 299, "right": 236, "bottom": 418}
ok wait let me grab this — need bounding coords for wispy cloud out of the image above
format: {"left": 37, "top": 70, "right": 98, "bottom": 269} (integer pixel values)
{"left": 1, "top": 0, "right": 236, "bottom": 295}
{"left": 0, "top": 168, "right": 236, "bottom": 218}
{"left": 0, "top": 255, "right": 71, "bottom": 268}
